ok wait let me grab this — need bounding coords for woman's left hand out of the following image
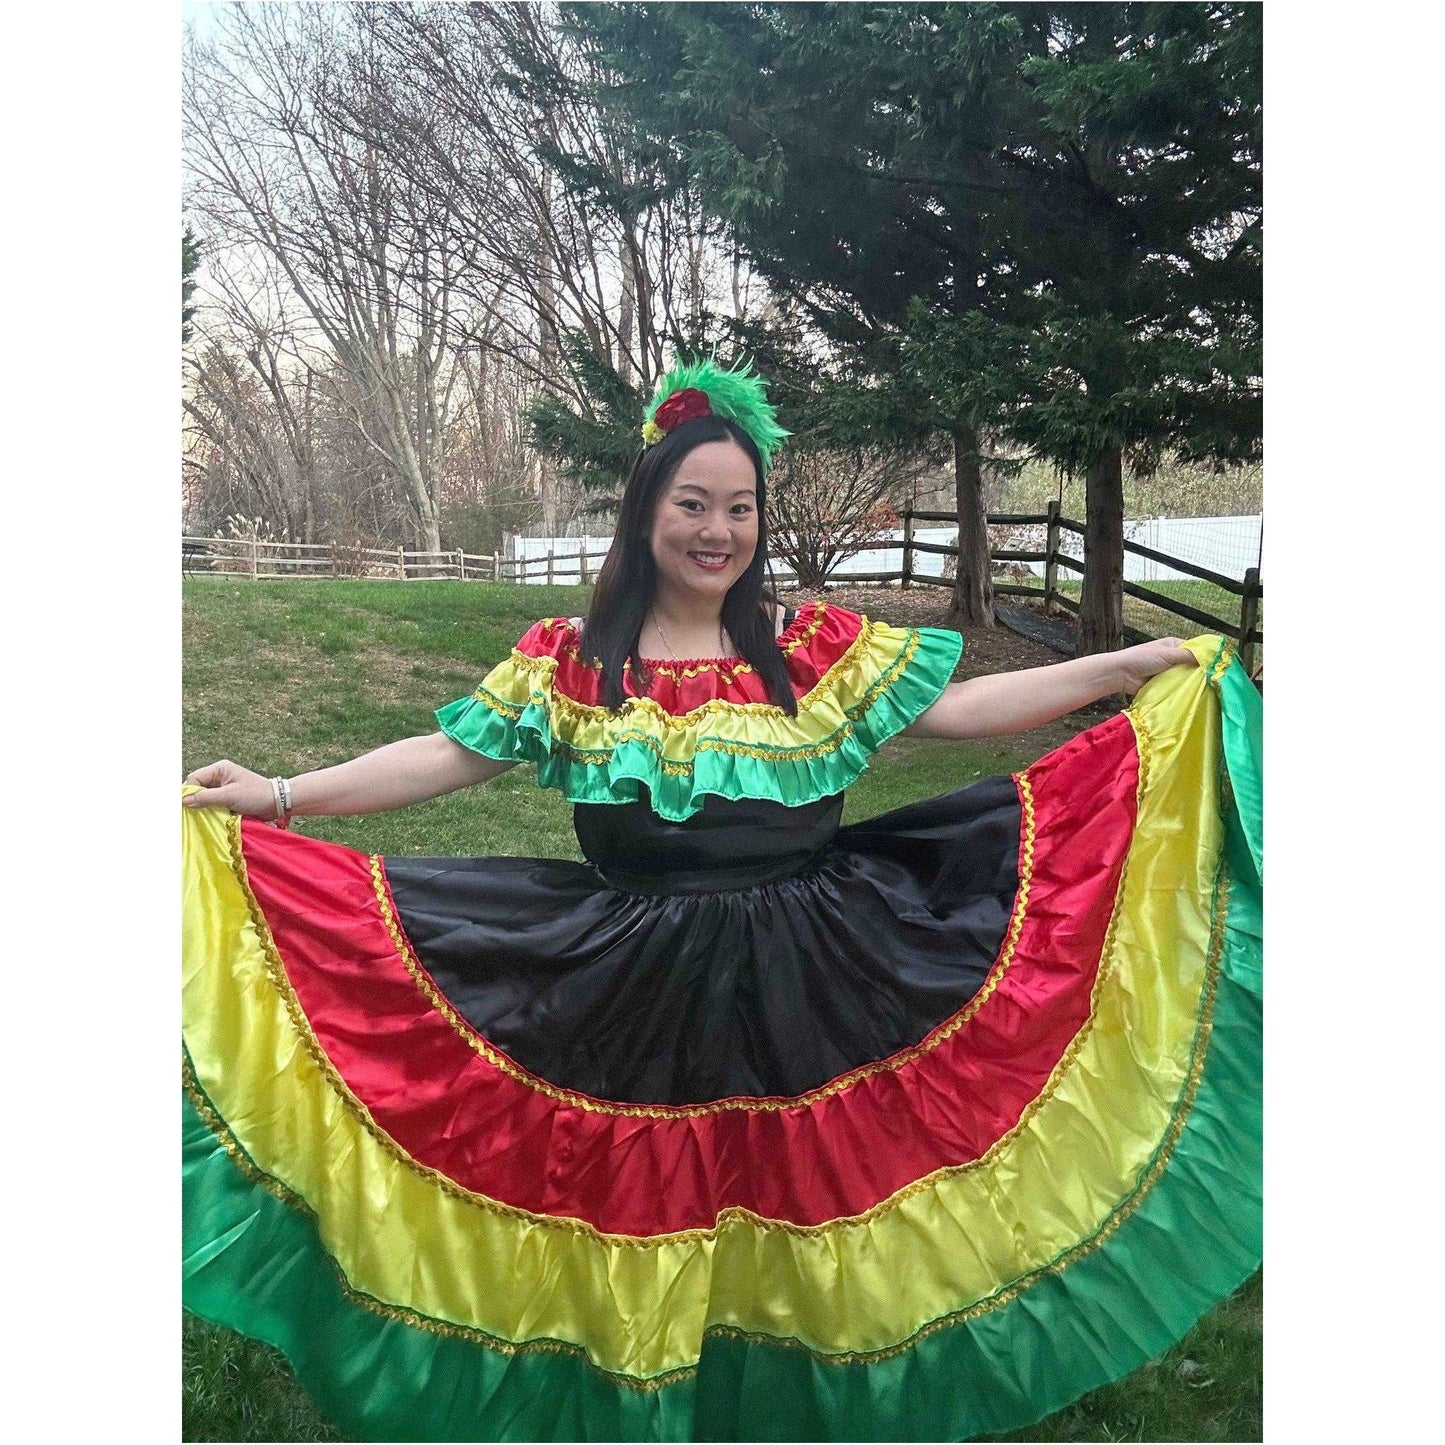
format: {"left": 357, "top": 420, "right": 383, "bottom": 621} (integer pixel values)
{"left": 1115, "top": 637, "right": 1197, "bottom": 694}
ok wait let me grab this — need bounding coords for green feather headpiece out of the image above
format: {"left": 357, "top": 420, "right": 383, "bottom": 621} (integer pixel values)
{"left": 640, "top": 356, "right": 789, "bottom": 474}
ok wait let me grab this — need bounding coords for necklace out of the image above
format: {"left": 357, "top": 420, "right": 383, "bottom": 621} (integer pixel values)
{"left": 650, "top": 609, "right": 729, "bottom": 660}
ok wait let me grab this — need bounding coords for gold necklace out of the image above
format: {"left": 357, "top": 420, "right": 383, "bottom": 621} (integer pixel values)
{"left": 650, "top": 610, "right": 728, "bottom": 659}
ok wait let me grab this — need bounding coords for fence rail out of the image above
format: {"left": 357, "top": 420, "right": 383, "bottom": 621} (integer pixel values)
{"left": 182, "top": 508, "right": 1262, "bottom": 668}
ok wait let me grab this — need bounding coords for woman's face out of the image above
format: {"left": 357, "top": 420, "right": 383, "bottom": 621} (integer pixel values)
{"left": 648, "top": 439, "right": 759, "bottom": 608}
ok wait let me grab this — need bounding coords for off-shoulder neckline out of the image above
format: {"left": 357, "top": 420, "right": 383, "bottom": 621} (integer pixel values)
{"left": 562, "top": 604, "right": 814, "bottom": 666}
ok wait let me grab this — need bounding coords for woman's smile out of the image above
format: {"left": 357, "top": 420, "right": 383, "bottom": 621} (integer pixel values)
{"left": 688, "top": 551, "right": 732, "bottom": 571}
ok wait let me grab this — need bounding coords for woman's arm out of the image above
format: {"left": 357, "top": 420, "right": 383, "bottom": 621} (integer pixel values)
{"left": 183, "top": 732, "right": 515, "bottom": 820}
{"left": 903, "top": 638, "right": 1195, "bottom": 741}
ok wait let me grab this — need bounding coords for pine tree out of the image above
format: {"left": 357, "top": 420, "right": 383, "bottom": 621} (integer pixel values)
{"left": 998, "top": 3, "right": 1262, "bottom": 651}
{"left": 183, "top": 224, "right": 201, "bottom": 345}
{"left": 564, "top": 2, "right": 1261, "bottom": 649}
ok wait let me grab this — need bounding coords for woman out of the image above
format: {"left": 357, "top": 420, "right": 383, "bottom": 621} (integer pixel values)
{"left": 182, "top": 358, "right": 1262, "bottom": 1441}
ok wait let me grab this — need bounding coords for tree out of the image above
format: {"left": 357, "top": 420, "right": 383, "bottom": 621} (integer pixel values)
{"left": 995, "top": 3, "right": 1262, "bottom": 651}
{"left": 569, "top": 1, "right": 1045, "bottom": 625}
{"left": 767, "top": 449, "right": 903, "bottom": 590}
{"left": 183, "top": 5, "right": 490, "bottom": 551}
{"left": 182, "top": 224, "right": 201, "bottom": 344}
{"left": 567, "top": 3, "right": 1261, "bottom": 649}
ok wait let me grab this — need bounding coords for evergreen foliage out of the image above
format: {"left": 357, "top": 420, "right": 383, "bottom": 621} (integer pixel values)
{"left": 560, "top": 2, "right": 1261, "bottom": 649}
{"left": 524, "top": 334, "right": 648, "bottom": 506}
{"left": 183, "top": 223, "right": 202, "bottom": 345}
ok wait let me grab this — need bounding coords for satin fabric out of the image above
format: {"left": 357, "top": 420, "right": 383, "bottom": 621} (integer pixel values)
{"left": 229, "top": 725, "right": 1132, "bottom": 1238}
{"left": 570, "top": 790, "right": 846, "bottom": 892}
{"left": 385, "top": 780, "right": 1017, "bottom": 1101}
{"left": 181, "top": 687, "right": 1212, "bottom": 1379}
{"left": 555, "top": 602, "right": 841, "bottom": 711}
{"left": 182, "top": 639, "right": 1261, "bottom": 1438}
{"left": 434, "top": 604, "right": 964, "bottom": 821}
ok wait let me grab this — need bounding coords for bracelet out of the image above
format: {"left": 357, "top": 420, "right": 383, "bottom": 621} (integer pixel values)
{"left": 270, "top": 776, "right": 294, "bottom": 828}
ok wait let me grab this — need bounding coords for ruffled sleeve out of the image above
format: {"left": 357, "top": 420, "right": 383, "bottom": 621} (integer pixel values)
{"left": 434, "top": 617, "right": 576, "bottom": 769}
{"left": 435, "top": 605, "right": 962, "bottom": 821}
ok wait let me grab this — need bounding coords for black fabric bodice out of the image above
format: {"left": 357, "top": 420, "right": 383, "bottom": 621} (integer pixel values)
{"left": 573, "top": 791, "right": 845, "bottom": 894}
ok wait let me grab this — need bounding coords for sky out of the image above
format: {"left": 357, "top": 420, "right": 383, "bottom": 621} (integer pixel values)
{"left": 181, "top": 0, "right": 229, "bottom": 47}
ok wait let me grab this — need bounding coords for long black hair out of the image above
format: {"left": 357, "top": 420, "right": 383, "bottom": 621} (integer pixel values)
{"left": 582, "top": 413, "right": 798, "bottom": 715}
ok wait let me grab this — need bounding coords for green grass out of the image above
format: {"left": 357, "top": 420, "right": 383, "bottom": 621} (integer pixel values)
{"left": 1021, "top": 576, "right": 1259, "bottom": 638}
{"left": 181, "top": 578, "right": 1260, "bottom": 1442}
{"left": 999, "top": 574, "right": 1263, "bottom": 668}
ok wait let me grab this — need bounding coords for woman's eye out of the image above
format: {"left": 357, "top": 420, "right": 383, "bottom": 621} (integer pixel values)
{"left": 731, "top": 505, "right": 753, "bottom": 517}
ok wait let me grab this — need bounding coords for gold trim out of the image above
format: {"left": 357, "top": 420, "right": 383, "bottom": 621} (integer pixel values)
{"left": 373, "top": 757, "right": 1030, "bottom": 1123}
{"left": 480, "top": 609, "right": 905, "bottom": 732}
{"left": 192, "top": 806, "right": 1224, "bottom": 1380}
{"left": 208, "top": 787, "right": 1156, "bottom": 1251}
{"left": 1209, "top": 636, "right": 1238, "bottom": 687}
{"left": 219, "top": 818, "right": 670, "bottom": 1235}
{"left": 781, "top": 600, "right": 830, "bottom": 656}
{"left": 531, "top": 629, "right": 924, "bottom": 775}
{"left": 202, "top": 795, "right": 1155, "bottom": 1255}
{"left": 636, "top": 658, "right": 755, "bottom": 684}
{"left": 707, "top": 717, "right": 1233, "bottom": 1362}
{"left": 183, "top": 1052, "right": 693, "bottom": 1392}
{"left": 194, "top": 721, "right": 1235, "bottom": 1368}
{"left": 545, "top": 613, "right": 889, "bottom": 727}
{"left": 547, "top": 602, "right": 829, "bottom": 680}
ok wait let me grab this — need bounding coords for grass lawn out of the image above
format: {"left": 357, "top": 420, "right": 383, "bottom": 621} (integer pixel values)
{"left": 1043, "top": 576, "right": 1262, "bottom": 649}
{"left": 182, "top": 578, "right": 1261, "bottom": 1442}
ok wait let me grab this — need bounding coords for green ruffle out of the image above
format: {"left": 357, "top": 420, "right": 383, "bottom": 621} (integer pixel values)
{"left": 182, "top": 1070, "right": 691, "bottom": 1442}
{"left": 184, "top": 655, "right": 1262, "bottom": 1441}
{"left": 435, "top": 624, "right": 964, "bottom": 822}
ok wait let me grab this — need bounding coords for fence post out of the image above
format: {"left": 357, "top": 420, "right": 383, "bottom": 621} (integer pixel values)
{"left": 456, "top": 549, "right": 464, "bottom": 580}
{"left": 492, "top": 551, "right": 499, "bottom": 582}
{"left": 1239, "top": 566, "right": 1261, "bottom": 675}
{"left": 250, "top": 535, "right": 259, "bottom": 580}
{"left": 580, "top": 546, "right": 590, "bottom": 586}
{"left": 901, "top": 508, "right": 914, "bottom": 588}
{"left": 396, "top": 545, "right": 406, "bottom": 580}
{"left": 547, "top": 550, "right": 555, "bottom": 586}
{"left": 1043, "top": 500, "right": 1060, "bottom": 615}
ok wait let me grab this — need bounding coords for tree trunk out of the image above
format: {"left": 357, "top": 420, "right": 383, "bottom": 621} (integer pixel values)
{"left": 537, "top": 184, "right": 560, "bottom": 537}
{"left": 1079, "top": 445, "right": 1124, "bottom": 656}
{"left": 946, "top": 428, "right": 994, "bottom": 627}
{"left": 415, "top": 494, "right": 441, "bottom": 555}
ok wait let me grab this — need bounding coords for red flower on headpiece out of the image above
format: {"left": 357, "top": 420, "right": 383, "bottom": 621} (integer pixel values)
{"left": 653, "top": 387, "right": 713, "bottom": 433}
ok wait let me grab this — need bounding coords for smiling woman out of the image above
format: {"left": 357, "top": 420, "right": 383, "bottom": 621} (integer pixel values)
{"left": 574, "top": 360, "right": 798, "bottom": 715}
{"left": 182, "top": 357, "right": 1261, "bottom": 1442}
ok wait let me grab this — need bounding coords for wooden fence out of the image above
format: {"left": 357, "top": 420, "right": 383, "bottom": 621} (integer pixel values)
{"left": 899, "top": 503, "right": 1263, "bottom": 670}
{"left": 181, "top": 536, "right": 609, "bottom": 585}
{"left": 183, "top": 505, "right": 1263, "bottom": 669}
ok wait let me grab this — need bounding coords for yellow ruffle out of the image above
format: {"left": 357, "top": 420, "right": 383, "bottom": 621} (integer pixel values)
{"left": 437, "top": 615, "right": 963, "bottom": 819}
{"left": 182, "top": 654, "right": 1223, "bottom": 1378}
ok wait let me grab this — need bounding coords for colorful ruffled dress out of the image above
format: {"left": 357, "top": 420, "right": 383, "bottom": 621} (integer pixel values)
{"left": 181, "top": 601, "right": 1262, "bottom": 1442}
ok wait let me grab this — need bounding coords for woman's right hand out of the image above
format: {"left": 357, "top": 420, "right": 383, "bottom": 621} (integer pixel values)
{"left": 183, "top": 760, "right": 279, "bottom": 818}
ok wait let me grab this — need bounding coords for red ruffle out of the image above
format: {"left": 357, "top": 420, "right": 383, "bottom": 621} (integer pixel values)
{"left": 526, "top": 603, "right": 865, "bottom": 712}
{"left": 239, "top": 714, "right": 1140, "bottom": 1235}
